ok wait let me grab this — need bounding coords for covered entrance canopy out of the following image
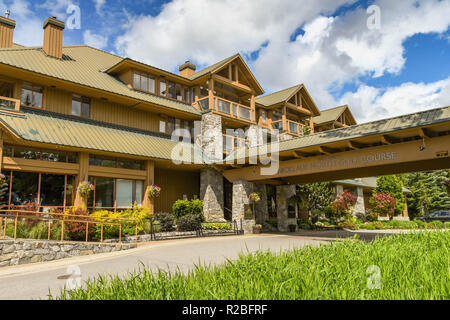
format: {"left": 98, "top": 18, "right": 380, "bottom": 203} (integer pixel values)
{"left": 222, "top": 106, "right": 450, "bottom": 184}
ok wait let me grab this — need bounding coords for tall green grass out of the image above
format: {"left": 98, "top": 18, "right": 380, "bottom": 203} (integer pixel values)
{"left": 54, "top": 231, "right": 450, "bottom": 300}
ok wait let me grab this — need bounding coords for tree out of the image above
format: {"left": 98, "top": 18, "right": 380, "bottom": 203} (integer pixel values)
{"left": 296, "top": 182, "right": 335, "bottom": 217}
{"left": 401, "top": 170, "right": 450, "bottom": 219}
{"left": 370, "top": 193, "right": 396, "bottom": 219}
{"left": 374, "top": 175, "right": 405, "bottom": 217}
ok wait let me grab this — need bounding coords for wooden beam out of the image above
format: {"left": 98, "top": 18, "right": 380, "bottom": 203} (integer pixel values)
{"left": 286, "top": 102, "right": 312, "bottom": 116}
{"left": 212, "top": 74, "right": 252, "bottom": 94}
{"left": 347, "top": 140, "right": 368, "bottom": 150}
{"left": 382, "top": 134, "right": 400, "bottom": 144}
{"left": 419, "top": 128, "right": 433, "bottom": 138}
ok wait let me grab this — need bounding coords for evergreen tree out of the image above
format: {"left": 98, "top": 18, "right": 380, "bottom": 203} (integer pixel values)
{"left": 297, "top": 182, "right": 335, "bottom": 213}
{"left": 374, "top": 175, "right": 405, "bottom": 217}
{"left": 401, "top": 170, "right": 450, "bottom": 219}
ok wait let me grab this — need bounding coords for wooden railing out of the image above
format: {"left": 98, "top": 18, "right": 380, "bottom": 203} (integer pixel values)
{"left": 194, "top": 96, "right": 254, "bottom": 122}
{"left": 0, "top": 96, "right": 20, "bottom": 112}
{"left": 271, "top": 120, "right": 304, "bottom": 136}
{"left": 0, "top": 210, "right": 138, "bottom": 243}
{"left": 223, "top": 134, "right": 247, "bottom": 153}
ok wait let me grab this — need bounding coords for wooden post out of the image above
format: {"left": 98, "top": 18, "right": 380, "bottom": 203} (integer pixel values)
{"left": 74, "top": 152, "right": 90, "bottom": 209}
{"left": 250, "top": 95, "right": 256, "bottom": 122}
{"left": 142, "top": 161, "right": 155, "bottom": 213}
{"left": 100, "top": 224, "right": 103, "bottom": 243}
{"left": 119, "top": 224, "right": 122, "bottom": 243}
{"left": 85, "top": 222, "right": 89, "bottom": 242}
{"left": 0, "top": 131, "right": 4, "bottom": 171}
{"left": 47, "top": 220, "right": 51, "bottom": 241}
{"left": 208, "top": 78, "right": 214, "bottom": 111}
{"left": 309, "top": 117, "right": 315, "bottom": 134}
{"left": 282, "top": 104, "right": 287, "bottom": 132}
{"left": 13, "top": 213, "right": 18, "bottom": 240}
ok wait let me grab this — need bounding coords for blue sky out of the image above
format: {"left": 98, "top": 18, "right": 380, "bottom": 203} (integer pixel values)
{"left": 1, "top": 0, "right": 450, "bottom": 123}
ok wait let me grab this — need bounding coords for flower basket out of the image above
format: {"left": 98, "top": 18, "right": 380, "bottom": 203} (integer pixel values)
{"left": 147, "top": 185, "right": 161, "bottom": 199}
{"left": 0, "top": 173, "right": 6, "bottom": 186}
{"left": 77, "top": 181, "right": 94, "bottom": 198}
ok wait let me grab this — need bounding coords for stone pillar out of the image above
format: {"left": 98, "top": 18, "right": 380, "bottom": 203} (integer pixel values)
{"left": 232, "top": 180, "right": 256, "bottom": 234}
{"left": 336, "top": 184, "right": 344, "bottom": 195}
{"left": 276, "top": 185, "right": 297, "bottom": 232}
{"left": 354, "top": 186, "right": 365, "bottom": 216}
{"left": 201, "top": 113, "right": 223, "bottom": 162}
{"left": 254, "top": 183, "right": 269, "bottom": 224}
{"left": 200, "top": 168, "right": 225, "bottom": 222}
{"left": 247, "top": 125, "right": 264, "bottom": 148}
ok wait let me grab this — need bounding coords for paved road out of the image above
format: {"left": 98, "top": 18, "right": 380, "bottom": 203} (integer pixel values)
{"left": 0, "top": 234, "right": 326, "bottom": 300}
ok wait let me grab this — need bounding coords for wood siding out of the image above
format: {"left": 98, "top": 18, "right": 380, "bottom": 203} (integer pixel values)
{"left": 44, "top": 87, "right": 162, "bottom": 133}
{"left": 154, "top": 168, "right": 200, "bottom": 213}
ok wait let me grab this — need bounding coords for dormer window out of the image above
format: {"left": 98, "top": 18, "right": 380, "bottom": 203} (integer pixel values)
{"left": 133, "top": 71, "right": 155, "bottom": 94}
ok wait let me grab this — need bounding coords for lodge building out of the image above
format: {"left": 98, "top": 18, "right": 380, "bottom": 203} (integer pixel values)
{"left": 0, "top": 16, "right": 413, "bottom": 232}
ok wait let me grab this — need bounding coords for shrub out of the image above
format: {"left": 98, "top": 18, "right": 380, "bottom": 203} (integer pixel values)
{"left": 266, "top": 219, "right": 278, "bottom": 229}
{"left": 201, "top": 223, "right": 232, "bottom": 231}
{"left": 370, "top": 193, "right": 397, "bottom": 219}
{"left": 444, "top": 222, "right": 450, "bottom": 229}
{"left": 429, "top": 220, "right": 443, "bottom": 228}
{"left": 172, "top": 199, "right": 204, "bottom": 222}
{"left": 177, "top": 215, "right": 201, "bottom": 232}
{"left": 120, "top": 206, "right": 151, "bottom": 235}
{"left": 29, "top": 222, "right": 48, "bottom": 239}
{"left": 331, "top": 191, "right": 357, "bottom": 221}
{"left": 65, "top": 207, "right": 92, "bottom": 241}
{"left": 337, "top": 221, "right": 358, "bottom": 230}
{"left": 372, "top": 221, "right": 386, "bottom": 230}
{"left": 374, "top": 175, "right": 406, "bottom": 216}
{"left": 359, "top": 224, "right": 376, "bottom": 230}
{"left": 155, "top": 212, "right": 175, "bottom": 232}
{"left": 414, "top": 220, "right": 425, "bottom": 229}
{"left": 297, "top": 219, "right": 312, "bottom": 230}
{"left": 91, "top": 210, "right": 121, "bottom": 240}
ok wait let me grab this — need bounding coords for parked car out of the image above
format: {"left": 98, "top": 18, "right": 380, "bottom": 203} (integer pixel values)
{"left": 417, "top": 211, "right": 450, "bottom": 222}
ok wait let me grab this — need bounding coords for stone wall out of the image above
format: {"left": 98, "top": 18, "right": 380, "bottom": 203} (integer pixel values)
{"left": 201, "top": 113, "right": 223, "bottom": 162}
{"left": 276, "top": 185, "right": 297, "bottom": 232}
{"left": 232, "top": 180, "right": 255, "bottom": 234}
{"left": 354, "top": 186, "right": 365, "bottom": 216}
{"left": 0, "top": 240, "right": 137, "bottom": 268}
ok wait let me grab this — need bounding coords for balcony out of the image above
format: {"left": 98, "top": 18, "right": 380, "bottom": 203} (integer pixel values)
{"left": 195, "top": 96, "right": 254, "bottom": 123}
{"left": 223, "top": 134, "right": 247, "bottom": 154}
{"left": 272, "top": 120, "right": 304, "bottom": 137}
{"left": 0, "top": 96, "right": 20, "bottom": 112}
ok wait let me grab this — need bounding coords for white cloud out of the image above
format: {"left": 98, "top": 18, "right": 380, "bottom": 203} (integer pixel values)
{"left": 83, "top": 30, "right": 108, "bottom": 49}
{"left": 93, "top": 0, "right": 105, "bottom": 14}
{"left": 39, "top": 0, "right": 75, "bottom": 20}
{"left": 339, "top": 78, "right": 450, "bottom": 123}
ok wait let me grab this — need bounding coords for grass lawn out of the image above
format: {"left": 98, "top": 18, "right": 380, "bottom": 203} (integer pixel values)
{"left": 54, "top": 231, "right": 450, "bottom": 300}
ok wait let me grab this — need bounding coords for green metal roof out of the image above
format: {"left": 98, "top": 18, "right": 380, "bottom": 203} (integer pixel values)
{"left": 255, "top": 84, "right": 302, "bottom": 107}
{"left": 0, "top": 108, "right": 199, "bottom": 162}
{"left": 0, "top": 46, "right": 200, "bottom": 116}
{"left": 226, "top": 105, "right": 450, "bottom": 161}
{"left": 314, "top": 105, "right": 353, "bottom": 125}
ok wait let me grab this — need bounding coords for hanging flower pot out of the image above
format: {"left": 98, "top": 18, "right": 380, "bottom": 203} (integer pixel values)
{"left": 0, "top": 173, "right": 6, "bottom": 186}
{"left": 147, "top": 185, "right": 161, "bottom": 199}
{"left": 77, "top": 181, "right": 95, "bottom": 198}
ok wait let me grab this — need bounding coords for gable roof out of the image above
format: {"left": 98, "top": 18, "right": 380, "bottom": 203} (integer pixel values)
{"left": 256, "top": 84, "right": 302, "bottom": 107}
{"left": 314, "top": 105, "right": 357, "bottom": 125}
{"left": 188, "top": 53, "right": 264, "bottom": 95}
{"left": 0, "top": 45, "right": 201, "bottom": 116}
{"left": 0, "top": 108, "right": 198, "bottom": 162}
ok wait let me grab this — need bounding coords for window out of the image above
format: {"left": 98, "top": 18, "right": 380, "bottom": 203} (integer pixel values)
{"left": 87, "top": 177, "right": 144, "bottom": 209}
{"left": 168, "top": 117, "right": 175, "bottom": 135}
{"left": 89, "top": 155, "right": 144, "bottom": 170}
{"left": 21, "top": 82, "right": 43, "bottom": 108}
{"left": 160, "top": 78, "right": 167, "bottom": 96}
{"left": 6, "top": 145, "right": 77, "bottom": 163}
{"left": 168, "top": 81, "right": 176, "bottom": 99}
{"left": 261, "top": 110, "right": 267, "bottom": 123}
{"left": 185, "top": 88, "right": 191, "bottom": 103}
{"left": 191, "top": 87, "right": 196, "bottom": 102}
{"left": 72, "top": 95, "right": 90, "bottom": 118}
{"left": 175, "top": 84, "right": 183, "bottom": 101}
{"left": 133, "top": 71, "right": 156, "bottom": 94}
{"left": 159, "top": 120, "right": 166, "bottom": 133}
{"left": 199, "top": 86, "right": 208, "bottom": 99}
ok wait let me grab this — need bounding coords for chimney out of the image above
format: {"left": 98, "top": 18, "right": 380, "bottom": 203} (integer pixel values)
{"left": 0, "top": 11, "right": 16, "bottom": 49}
{"left": 179, "top": 61, "right": 196, "bottom": 78}
{"left": 43, "top": 17, "right": 65, "bottom": 59}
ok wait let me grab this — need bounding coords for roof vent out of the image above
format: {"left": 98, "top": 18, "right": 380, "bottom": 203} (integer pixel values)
{"left": 5, "top": 10, "right": 10, "bottom": 19}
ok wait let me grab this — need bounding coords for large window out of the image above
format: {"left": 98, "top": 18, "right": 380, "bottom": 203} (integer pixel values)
{"left": 88, "top": 177, "right": 144, "bottom": 209}
{"left": 168, "top": 81, "right": 176, "bottom": 99}
{"left": 5, "top": 145, "right": 78, "bottom": 163}
{"left": 1, "top": 171, "right": 76, "bottom": 211}
{"left": 160, "top": 78, "right": 167, "bottom": 96}
{"left": 21, "top": 82, "right": 43, "bottom": 108}
{"left": 133, "top": 71, "right": 155, "bottom": 94}
{"left": 72, "top": 94, "right": 90, "bottom": 118}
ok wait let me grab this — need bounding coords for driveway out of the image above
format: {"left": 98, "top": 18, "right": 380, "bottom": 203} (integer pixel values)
{"left": 0, "top": 234, "right": 326, "bottom": 300}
